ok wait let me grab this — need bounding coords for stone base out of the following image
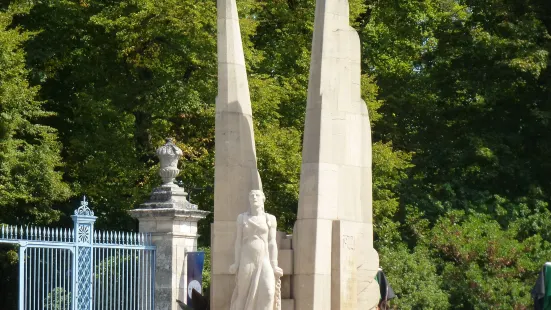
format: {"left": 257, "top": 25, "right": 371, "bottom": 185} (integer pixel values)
{"left": 279, "top": 234, "right": 295, "bottom": 308}
{"left": 282, "top": 299, "right": 295, "bottom": 310}
{"left": 129, "top": 207, "right": 209, "bottom": 310}
{"left": 331, "top": 220, "right": 379, "bottom": 310}
{"left": 210, "top": 221, "right": 235, "bottom": 310}
{"left": 292, "top": 218, "right": 333, "bottom": 310}
{"left": 210, "top": 274, "right": 234, "bottom": 310}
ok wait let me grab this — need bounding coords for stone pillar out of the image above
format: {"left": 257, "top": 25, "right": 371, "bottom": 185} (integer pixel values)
{"left": 212, "top": 0, "right": 263, "bottom": 308}
{"left": 130, "top": 139, "right": 209, "bottom": 310}
{"left": 131, "top": 208, "right": 208, "bottom": 310}
{"left": 293, "top": 0, "right": 379, "bottom": 308}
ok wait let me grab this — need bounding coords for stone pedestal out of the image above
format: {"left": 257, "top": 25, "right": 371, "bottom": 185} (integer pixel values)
{"left": 331, "top": 221, "right": 379, "bottom": 310}
{"left": 131, "top": 206, "right": 209, "bottom": 310}
{"left": 130, "top": 139, "right": 209, "bottom": 310}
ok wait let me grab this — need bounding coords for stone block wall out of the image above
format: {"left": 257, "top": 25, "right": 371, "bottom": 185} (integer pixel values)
{"left": 277, "top": 232, "right": 295, "bottom": 310}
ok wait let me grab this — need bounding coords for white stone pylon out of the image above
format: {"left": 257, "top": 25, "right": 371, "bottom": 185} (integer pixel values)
{"left": 293, "top": 0, "right": 380, "bottom": 309}
{"left": 211, "top": 0, "right": 262, "bottom": 308}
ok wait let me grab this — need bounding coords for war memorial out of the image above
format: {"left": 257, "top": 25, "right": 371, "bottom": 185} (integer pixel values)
{"left": 209, "top": 0, "right": 380, "bottom": 308}
{"left": 134, "top": 0, "right": 386, "bottom": 308}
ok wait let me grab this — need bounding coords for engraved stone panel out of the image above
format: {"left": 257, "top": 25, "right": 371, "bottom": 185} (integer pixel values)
{"left": 331, "top": 220, "right": 379, "bottom": 310}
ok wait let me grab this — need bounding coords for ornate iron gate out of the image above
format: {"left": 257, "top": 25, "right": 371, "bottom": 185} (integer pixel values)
{"left": 0, "top": 197, "right": 156, "bottom": 310}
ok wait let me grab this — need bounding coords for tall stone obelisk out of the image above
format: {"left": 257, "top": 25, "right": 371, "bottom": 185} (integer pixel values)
{"left": 211, "top": 0, "right": 262, "bottom": 308}
{"left": 292, "top": 0, "right": 380, "bottom": 309}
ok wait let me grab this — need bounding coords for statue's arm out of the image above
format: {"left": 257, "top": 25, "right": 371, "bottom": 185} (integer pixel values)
{"left": 233, "top": 214, "right": 243, "bottom": 266}
{"left": 268, "top": 214, "right": 278, "bottom": 268}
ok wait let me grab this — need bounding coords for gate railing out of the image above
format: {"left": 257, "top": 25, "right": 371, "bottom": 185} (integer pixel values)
{"left": 0, "top": 197, "right": 156, "bottom": 310}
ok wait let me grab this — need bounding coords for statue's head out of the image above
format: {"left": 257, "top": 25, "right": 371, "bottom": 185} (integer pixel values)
{"left": 248, "top": 190, "right": 265, "bottom": 212}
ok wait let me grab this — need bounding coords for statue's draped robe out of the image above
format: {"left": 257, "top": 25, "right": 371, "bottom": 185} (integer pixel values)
{"left": 230, "top": 213, "right": 275, "bottom": 310}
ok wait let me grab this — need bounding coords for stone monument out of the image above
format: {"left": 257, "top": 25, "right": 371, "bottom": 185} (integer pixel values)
{"left": 292, "top": 0, "right": 380, "bottom": 309}
{"left": 130, "top": 139, "right": 209, "bottom": 310}
{"left": 211, "top": 0, "right": 296, "bottom": 308}
{"left": 211, "top": 0, "right": 378, "bottom": 308}
{"left": 210, "top": 0, "right": 263, "bottom": 307}
{"left": 229, "top": 190, "right": 283, "bottom": 310}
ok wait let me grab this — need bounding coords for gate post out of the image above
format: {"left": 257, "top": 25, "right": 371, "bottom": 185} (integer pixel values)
{"left": 18, "top": 242, "right": 27, "bottom": 310}
{"left": 72, "top": 197, "right": 97, "bottom": 310}
{"left": 130, "top": 139, "right": 209, "bottom": 310}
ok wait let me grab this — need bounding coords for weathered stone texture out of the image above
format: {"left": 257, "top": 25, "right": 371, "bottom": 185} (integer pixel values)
{"left": 293, "top": 0, "right": 379, "bottom": 308}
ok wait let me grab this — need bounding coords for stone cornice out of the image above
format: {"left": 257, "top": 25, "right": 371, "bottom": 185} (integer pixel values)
{"left": 129, "top": 207, "right": 210, "bottom": 221}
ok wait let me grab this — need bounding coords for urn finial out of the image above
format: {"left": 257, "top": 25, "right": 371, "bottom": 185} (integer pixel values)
{"left": 156, "top": 138, "right": 183, "bottom": 186}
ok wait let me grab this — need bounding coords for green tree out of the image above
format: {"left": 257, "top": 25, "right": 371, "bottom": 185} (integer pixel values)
{"left": 0, "top": 3, "right": 70, "bottom": 225}
{"left": 379, "top": 244, "right": 450, "bottom": 309}
{"left": 358, "top": 0, "right": 551, "bottom": 307}
{"left": 15, "top": 0, "right": 218, "bottom": 230}
{"left": 429, "top": 211, "right": 551, "bottom": 308}
{"left": 361, "top": 0, "right": 551, "bottom": 224}
{"left": 0, "top": 3, "right": 71, "bottom": 308}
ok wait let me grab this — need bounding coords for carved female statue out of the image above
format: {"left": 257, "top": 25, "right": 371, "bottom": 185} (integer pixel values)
{"left": 229, "top": 190, "right": 283, "bottom": 310}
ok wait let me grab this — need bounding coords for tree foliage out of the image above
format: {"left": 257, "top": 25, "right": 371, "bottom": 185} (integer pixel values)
{"left": 0, "top": 3, "right": 70, "bottom": 225}
{"left": 361, "top": 0, "right": 551, "bottom": 307}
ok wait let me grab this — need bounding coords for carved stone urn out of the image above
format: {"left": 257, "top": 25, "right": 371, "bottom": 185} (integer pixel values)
{"left": 156, "top": 138, "right": 184, "bottom": 186}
